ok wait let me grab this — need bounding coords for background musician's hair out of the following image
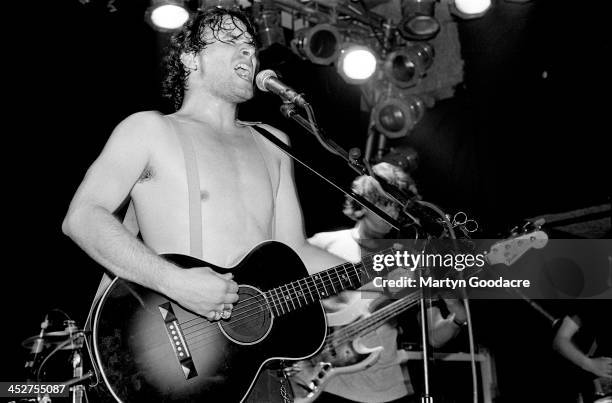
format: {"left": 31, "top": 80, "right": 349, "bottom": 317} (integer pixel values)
{"left": 343, "top": 162, "right": 419, "bottom": 221}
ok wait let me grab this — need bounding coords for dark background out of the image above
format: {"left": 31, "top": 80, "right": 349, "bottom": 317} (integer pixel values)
{"left": 2, "top": 0, "right": 610, "bottom": 402}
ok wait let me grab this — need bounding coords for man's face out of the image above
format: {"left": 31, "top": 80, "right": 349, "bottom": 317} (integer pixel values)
{"left": 193, "top": 15, "right": 258, "bottom": 102}
{"left": 362, "top": 197, "right": 401, "bottom": 237}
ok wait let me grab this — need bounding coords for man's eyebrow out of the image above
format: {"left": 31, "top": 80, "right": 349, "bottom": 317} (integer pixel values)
{"left": 227, "top": 32, "right": 256, "bottom": 45}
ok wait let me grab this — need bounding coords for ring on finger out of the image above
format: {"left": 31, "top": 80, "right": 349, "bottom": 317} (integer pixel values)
{"left": 221, "top": 310, "right": 231, "bottom": 319}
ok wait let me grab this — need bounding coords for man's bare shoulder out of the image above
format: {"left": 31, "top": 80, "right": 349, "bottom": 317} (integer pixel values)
{"left": 112, "top": 111, "right": 169, "bottom": 141}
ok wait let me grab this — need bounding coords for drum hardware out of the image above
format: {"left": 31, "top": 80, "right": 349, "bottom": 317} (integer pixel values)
{"left": 20, "top": 315, "right": 91, "bottom": 403}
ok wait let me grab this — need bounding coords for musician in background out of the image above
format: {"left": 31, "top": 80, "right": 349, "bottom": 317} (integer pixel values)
{"left": 553, "top": 300, "right": 612, "bottom": 402}
{"left": 307, "top": 162, "right": 467, "bottom": 403}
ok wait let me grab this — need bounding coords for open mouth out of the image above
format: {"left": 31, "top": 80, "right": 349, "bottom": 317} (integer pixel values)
{"left": 234, "top": 63, "right": 252, "bottom": 81}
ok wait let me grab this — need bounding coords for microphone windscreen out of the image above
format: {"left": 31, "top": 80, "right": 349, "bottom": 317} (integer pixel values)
{"left": 255, "top": 69, "right": 278, "bottom": 92}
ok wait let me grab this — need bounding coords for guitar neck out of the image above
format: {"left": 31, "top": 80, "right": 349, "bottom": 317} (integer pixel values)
{"left": 330, "top": 291, "right": 423, "bottom": 346}
{"left": 265, "top": 247, "right": 396, "bottom": 317}
{"left": 265, "top": 229, "right": 547, "bottom": 318}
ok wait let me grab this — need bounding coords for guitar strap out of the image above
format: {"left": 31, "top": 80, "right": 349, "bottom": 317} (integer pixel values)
{"left": 172, "top": 116, "right": 204, "bottom": 259}
{"left": 239, "top": 120, "right": 279, "bottom": 238}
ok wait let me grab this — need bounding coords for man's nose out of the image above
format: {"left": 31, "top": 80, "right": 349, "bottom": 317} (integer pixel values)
{"left": 240, "top": 46, "right": 255, "bottom": 58}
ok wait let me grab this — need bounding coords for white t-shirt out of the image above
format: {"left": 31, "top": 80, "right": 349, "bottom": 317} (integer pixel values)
{"left": 307, "top": 229, "right": 412, "bottom": 403}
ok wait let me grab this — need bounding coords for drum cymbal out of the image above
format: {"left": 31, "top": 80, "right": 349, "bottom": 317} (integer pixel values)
{"left": 21, "top": 331, "right": 83, "bottom": 350}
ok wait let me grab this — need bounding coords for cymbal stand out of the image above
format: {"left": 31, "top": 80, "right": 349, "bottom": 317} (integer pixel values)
{"left": 419, "top": 296, "right": 434, "bottom": 403}
{"left": 65, "top": 321, "right": 85, "bottom": 403}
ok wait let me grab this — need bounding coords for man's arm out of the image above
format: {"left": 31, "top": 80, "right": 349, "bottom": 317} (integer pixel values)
{"left": 62, "top": 111, "right": 237, "bottom": 320}
{"left": 553, "top": 315, "right": 612, "bottom": 378}
{"left": 426, "top": 299, "right": 467, "bottom": 348}
{"left": 259, "top": 125, "right": 345, "bottom": 274}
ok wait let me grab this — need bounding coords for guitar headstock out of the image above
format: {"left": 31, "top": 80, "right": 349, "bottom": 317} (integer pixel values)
{"left": 486, "top": 225, "right": 548, "bottom": 266}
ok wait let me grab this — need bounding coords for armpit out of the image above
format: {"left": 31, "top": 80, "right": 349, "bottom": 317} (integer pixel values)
{"left": 137, "top": 165, "right": 154, "bottom": 183}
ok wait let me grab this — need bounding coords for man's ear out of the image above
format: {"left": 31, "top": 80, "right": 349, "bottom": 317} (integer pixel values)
{"left": 180, "top": 52, "right": 198, "bottom": 71}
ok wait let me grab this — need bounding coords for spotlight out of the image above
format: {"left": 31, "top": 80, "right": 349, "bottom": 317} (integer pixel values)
{"left": 383, "top": 42, "right": 434, "bottom": 88}
{"left": 146, "top": 0, "right": 190, "bottom": 32}
{"left": 291, "top": 24, "right": 342, "bottom": 65}
{"left": 198, "top": 0, "right": 240, "bottom": 10}
{"left": 253, "top": 0, "right": 285, "bottom": 49}
{"left": 372, "top": 95, "right": 425, "bottom": 138}
{"left": 336, "top": 44, "right": 378, "bottom": 84}
{"left": 449, "top": 0, "right": 491, "bottom": 19}
{"left": 399, "top": 0, "right": 440, "bottom": 40}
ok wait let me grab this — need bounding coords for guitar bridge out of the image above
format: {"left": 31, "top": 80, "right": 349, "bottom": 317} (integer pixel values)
{"left": 159, "top": 302, "right": 198, "bottom": 380}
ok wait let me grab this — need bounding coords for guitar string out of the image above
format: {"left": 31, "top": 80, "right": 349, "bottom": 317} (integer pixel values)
{"left": 183, "top": 259, "right": 468, "bottom": 347}
{"left": 179, "top": 237, "right": 492, "bottom": 333}
{"left": 179, "top": 236, "right": 521, "bottom": 345}
{"left": 319, "top": 293, "right": 423, "bottom": 352}
{"left": 182, "top": 259, "right": 441, "bottom": 343}
{"left": 138, "top": 239, "right": 531, "bottom": 368}
{"left": 179, "top": 236, "right": 524, "bottom": 331}
{"left": 184, "top": 272, "right": 430, "bottom": 353}
{"left": 182, "top": 261, "right": 451, "bottom": 344}
{"left": 185, "top": 289, "right": 425, "bottom": 356}
{"left": 179, "top": 257, "right": 380, "bottom": 334}
{"left": 146, "top": 268, "right": 366, "bottom": 356}
{"left": 185, "top": 259, "right": 476, "bottom": 350}
{"left": 313, "top": 240, "right": 527, "bottom": 351}
{"left": 182, "top": 270, "right": 368, "bottom": 345}
{"left": 177, "top": 250, "right": 385, "bottom": 328}
{"left": 179, "top": 262, "right": 365, "bottom": 332}
{"left": 179, "top": 263, "right": 368, "bottom": 333}
{"left": 181, "top": 266, "right": 400, "bottom": 348}
{"left": 153, "top": 265, "right": 513, "bottom": 361}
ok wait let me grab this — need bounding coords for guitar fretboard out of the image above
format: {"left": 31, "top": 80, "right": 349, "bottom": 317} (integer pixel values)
{"left": 265, "top": 247, "right": 396, "bottom": 317}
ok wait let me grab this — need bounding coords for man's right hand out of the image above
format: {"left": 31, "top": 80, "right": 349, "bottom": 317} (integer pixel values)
{"left": 587, "top": 356, "right": 612, "bottom": 378}
{"left": 167, "top": 267, "right": 239, "bottom": 321}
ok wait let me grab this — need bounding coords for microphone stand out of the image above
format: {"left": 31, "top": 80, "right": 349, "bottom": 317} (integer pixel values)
{"left": 256, "top": 102, "right": 404, "bottom": 234}
{"left": 269, "top": 100, "right": 447, "bottom": 403}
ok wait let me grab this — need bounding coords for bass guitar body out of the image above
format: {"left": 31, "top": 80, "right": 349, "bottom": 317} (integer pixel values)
{"left": 92, "top": 241, "right": 327, "bottom": 402}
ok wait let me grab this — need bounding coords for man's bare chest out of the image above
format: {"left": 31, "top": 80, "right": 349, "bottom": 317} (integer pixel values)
{"left": 191, "top": 134, "right": 275, "bottom": 196}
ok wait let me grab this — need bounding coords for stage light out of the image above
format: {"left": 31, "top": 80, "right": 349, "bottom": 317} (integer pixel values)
{"left": 146, "top": 0, "right": 190, "bottom": 32}
{"left": 198, "top": 0, "right": 240, "bottom": 10}
{"left": 450, "top": 0, "right": 491, "bottom": 19}
{"left": 372, "top": 95, "right": 425, "bottom": 138}
{"left": 399, "top": 0, "right": 440, "bottom": 40}
{"left": 291, "top": 24, "right": 342, "bottom": 65}
{"left": 253, "top": 0, "right": 285, "bottom": 49}
{"left": 383, "top": 42, "right": 434, "bottom": 88}
{"left": 336, "top": 45, "right": 378, "bottom": 84}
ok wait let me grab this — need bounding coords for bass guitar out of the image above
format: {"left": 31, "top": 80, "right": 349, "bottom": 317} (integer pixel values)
{"left": 289, "top": 229, "right": 549, "bottom": 403}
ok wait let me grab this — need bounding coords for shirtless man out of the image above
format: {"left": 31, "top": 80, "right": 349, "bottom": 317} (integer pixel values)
{"left": 62, "top": 6, "right": 342, "bottom": 387}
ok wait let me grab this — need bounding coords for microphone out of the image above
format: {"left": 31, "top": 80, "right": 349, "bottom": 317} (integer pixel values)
{"left": 25, "top": 315, "right": 49, "bottom": 375}
{"left": 255, "top": 70, "right": 309, "bottom": 108}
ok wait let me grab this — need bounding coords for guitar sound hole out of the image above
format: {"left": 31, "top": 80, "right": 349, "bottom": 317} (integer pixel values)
{"left": 220, "top": 285, "right": 272, "bottom": 345}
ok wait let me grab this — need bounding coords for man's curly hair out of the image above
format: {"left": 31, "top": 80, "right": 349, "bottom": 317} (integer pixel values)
{"left": 343, "top": 162, "right": 420, "bottom": 221}
{"left": 161, "top": 8, "right": 257, "bottom": 111}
